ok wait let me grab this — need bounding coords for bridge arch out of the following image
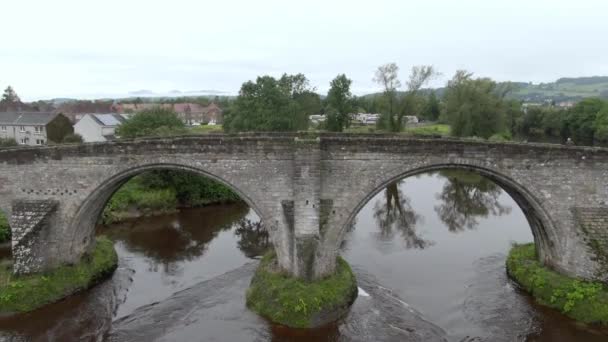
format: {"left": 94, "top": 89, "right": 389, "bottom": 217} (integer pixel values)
{"left": 331, "top": 160, "right": 560, "bottom": 268}
{"left": 68, "top": 162, "right": 271, "bottom": 260}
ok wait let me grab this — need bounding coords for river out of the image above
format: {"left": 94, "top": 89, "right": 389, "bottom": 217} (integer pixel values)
{"left": 0, "top": 170, "right": 607, "bottom": 341}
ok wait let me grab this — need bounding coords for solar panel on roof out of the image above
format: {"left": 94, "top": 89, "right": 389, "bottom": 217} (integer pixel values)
{"left": 94, "top": 114, "right": 121, "bottom": 126}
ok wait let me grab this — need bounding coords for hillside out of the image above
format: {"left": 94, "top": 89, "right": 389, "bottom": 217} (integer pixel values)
{"left": 509, "top": 76, "right": 608, "bottom": 102}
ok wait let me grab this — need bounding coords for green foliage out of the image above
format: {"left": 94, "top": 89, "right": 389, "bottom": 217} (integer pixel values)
{"left": 0, "top": 211, "right": 9, "bottom": 243}
{"left": 189, "top": 124, "right": 223, "bottom": 134}
{"left": 246, "top": 253, "right": 358, "bottom": 328}
{"left": 405, "top": 124, "right": 450, "bottom": 136}
{"left": 488, "top": 131, "right": 512, "bottom": 142}
{"left": 116, "top": 107, "right": 186, "bottom": 138}
{"left": 0, "top": 138, "right": 17, "bottom": 147}
{"left": 421, "top": 92, "right": 441, "bottom": 121}
{"left": 101, "top": 171, "right": 240, "bottom": 224}
{"left": 445, "top": 71, "right": 506, "bottom": 139}
{"left": 0, "top": 237, "right": 117, "bottom": 314}
{"left": 62, "top": 133, "right": 84, "bottom": 144}
{"left": 325, "top": 74, "right": 354, "bottom": 132}
{"left": 507, "top": 243, "right": 608, "bottom": 324}
{"left": 46, "top": 114, "right": 74, "bottom": 143}
{"left": 224, "top": 74, "right": 314, "bottom": 132}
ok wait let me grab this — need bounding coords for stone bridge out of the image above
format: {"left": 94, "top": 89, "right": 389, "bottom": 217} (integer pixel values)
{"left": 0, "top": 133, "right": 607, "bottom": 282}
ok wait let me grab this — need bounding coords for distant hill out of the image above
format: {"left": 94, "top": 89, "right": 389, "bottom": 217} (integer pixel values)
{"left": 358, "top": 76, "right": 608, "bottom": 103}
{"left": 510, "top": 76, "right": 608, "bottom": 102}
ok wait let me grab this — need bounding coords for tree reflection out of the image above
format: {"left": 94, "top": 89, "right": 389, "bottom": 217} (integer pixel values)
{"left": 234, "top": 219, "right": 271, "bottom": 258}
{"left": 434, "top": 170, "right": 511, "bottom": 232}
{"left": 373, "top": 182, "right": 432, "bottom": 249}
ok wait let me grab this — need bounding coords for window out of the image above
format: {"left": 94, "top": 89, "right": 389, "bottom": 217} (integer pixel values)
{"left": 34, "top": 126, "right": 44, "bottom": 134}
{"left": 20, "top": 126, "right": 26, "bottom": 132}
{"left": 36, "top": 139, "right": 45, "bottom": 145}
{"left": 20, "top": 138, "right": 27, "bottom": 145}
{"left": 1, "top": 126, "right": 5, "bottom": 132}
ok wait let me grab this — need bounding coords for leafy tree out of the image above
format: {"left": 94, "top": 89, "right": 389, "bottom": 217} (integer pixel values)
{"left": 594, "top": 106, "right": 608, "bottom": 145}
{"left": 116, "top": 107, "right": 186, "bottom": 138}
{"left": 62, "top": 133, "right": 84, "bottom": 144}
{"left": 444, "top": 70, "right": 507, "bottom": 139}
{"left": 1, "top": 86, "right": 20, "bottom": 104}
{"left": 325, "top": 74, "right": 354, "bottom": 132}
{"left": 46, "top": 114, "right": 74, "bottom": 143}
{"left": 562, "top": 98, "right": 605, "bottom": 145}
{"left": 224, "top": 74, "right": 311, "bottom": 132}
{"left": 396, "top": 66, "right": 438, "bottom": 131}
{"left": 373, "top": 63, "right": 401, "bottom": 130}
{"left": 422, "top": 92, "right": 441, "bottom": 121}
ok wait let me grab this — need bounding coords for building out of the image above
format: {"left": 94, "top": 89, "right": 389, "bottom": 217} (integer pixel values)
{"left": 74, "top": 113, "right": 128, "bottom": 142}
{"left": 0, "top": 112, "right": 71, "bottom": 146}
{"left": 112, "top": 102, "right": 224, "bottom": 125}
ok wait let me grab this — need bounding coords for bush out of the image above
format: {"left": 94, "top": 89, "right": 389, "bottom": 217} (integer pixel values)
{"left": 488, "top": 131, "right": 512, "bottom": 142}
{"left": 62, "top": 133, "right": 84, "bottom": 144}
{"left": 116, "top": 107, "right": 186, "bottom": 138}
{"left": 0, "top": 138, "right": 17, "bottom": 147}
{"left": 0, "top": 212, "right": 9, "bottom": 243}
{"left": 246, "top": 252, "right": 358, "bottom": 328}
{"left": 507, "top": 243, "right": 608, "bottom": 324}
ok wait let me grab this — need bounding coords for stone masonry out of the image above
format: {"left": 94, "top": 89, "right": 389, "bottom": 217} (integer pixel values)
{"left": 0, "top": 133, "right": 606, "bottom": 282}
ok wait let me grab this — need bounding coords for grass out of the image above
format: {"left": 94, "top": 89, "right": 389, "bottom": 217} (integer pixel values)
{"left": 0, "top": 212, "right": 9, "bottom": 244}
{"left": 507, "top": 243, "right": 608, "bottom": 325}
{"left": 246, "top": 253, "right": 358, "bottom": 328}
{"left": 0, "top": 236, "right": 117, "bottom": 314}
{"left": 405, "top": 124, "right": 450, "bottom": 136}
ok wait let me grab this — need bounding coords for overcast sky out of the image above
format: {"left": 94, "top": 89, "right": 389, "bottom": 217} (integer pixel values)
{"left": 1, "top": 0, "right": 607, "bottom": 101}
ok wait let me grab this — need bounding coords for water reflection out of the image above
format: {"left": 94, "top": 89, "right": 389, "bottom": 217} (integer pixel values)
{"left": 372, "top": 183, "right": 430, "bottom": 249}
{"left": 434, "top": 170, "right": 512, "bottom": 232}
{"left": 234, "top": 219, "right": 271, "bottom": 258}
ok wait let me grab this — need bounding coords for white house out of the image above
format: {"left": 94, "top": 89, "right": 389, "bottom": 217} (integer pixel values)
{"left": 74, "top": 114, "right": 127, "bottom": 142}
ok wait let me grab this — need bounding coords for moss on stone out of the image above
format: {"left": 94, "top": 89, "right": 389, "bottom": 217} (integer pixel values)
{"left": 507, "top": 243, "right": 608, "bottom": 325}
{"left": 0, "top": 236, "right": 117, "bottom": 314}
{"left": 246, "top": 253, "right": 357, "bottom": 328}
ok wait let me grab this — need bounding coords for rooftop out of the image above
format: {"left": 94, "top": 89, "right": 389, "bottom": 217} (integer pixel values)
{"left": 0, "top": 112, "right": 58, "bottom": 125}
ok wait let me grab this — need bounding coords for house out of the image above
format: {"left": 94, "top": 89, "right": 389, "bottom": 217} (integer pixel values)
{"left": 112, "top": 102, "right": 224, "bottom": 125}
{"left": 74, "top": 113, "right": 127, "bottom": 142}
{"left": 0, "top": 112, "right": 71, "bottom": 146}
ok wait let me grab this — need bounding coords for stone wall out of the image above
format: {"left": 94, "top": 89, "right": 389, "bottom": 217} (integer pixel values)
{"left": 0, "top": 133, "right": 607, "bottom": 282}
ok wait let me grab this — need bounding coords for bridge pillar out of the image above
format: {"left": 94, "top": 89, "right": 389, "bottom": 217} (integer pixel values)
{"left": 10, "top": 199, "right": 60, "bottom": 275}
{"left": 290, "top": 137, "right": 323, "bottom": 281}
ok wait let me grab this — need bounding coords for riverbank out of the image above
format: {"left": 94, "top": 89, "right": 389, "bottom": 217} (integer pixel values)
{"left": 246, "top": 253, "right": 358, "bottom": 328}
{"left": 0, "top": 237, "right": 117, "bottom": 315}
{"left": 506, "top": 243, "right": 608, "bottom": 325}
{"left": 101, "top": 172, "right": 241, "bottom": 224}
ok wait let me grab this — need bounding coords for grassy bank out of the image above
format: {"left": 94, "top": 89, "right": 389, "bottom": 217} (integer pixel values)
{"left": 0, "top": 236, "right": 117, "bottom": 314}
{"left": 0, "top": 212, "right": 9, "bottom": 244}
{"left": 101, "top": 171, "right": 241, "bottom": 224}
{"left": 507, "top": 243, "right": 608, "bottom": 325}
{"left": 246, "top": 253, "right": 358, "bottom": 328}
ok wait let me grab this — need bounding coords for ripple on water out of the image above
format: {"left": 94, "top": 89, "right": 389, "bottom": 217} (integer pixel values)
{"left": 108, "top": 263, "right": 449, "bottom": 342}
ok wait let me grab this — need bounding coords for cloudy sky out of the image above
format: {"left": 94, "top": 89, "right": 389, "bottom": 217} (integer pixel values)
{"left": 1, "top": 0, "right": 607, "bottom": 101}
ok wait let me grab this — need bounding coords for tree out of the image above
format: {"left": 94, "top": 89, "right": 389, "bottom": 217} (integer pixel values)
{"left": 116, "top": 107, "right": 186, "bottom": 138}
{"left": 46, "top": 114, "right": 74, "bottom": 143}
{"left": 0, "top": 138, "right": 17, "bottom": 147}
{"left": 444, "top": 71, "right": 507, "bottom": 139}
{"left": 224, "top": 74, "right": 311, "bottom": 132}
{"left": 594, "top": 105, "right": 608, "bottom": 145}
{"left": 373, "top": 63, "right": 401, "bottom": 130}
{"left": 562, "top": 98, "right": 605, "bottom": 145}
{"left": 422, "top": 92, "right": 441, "bottom": 121}
{"left": 325, "top": 74, "right": 353, "bottom": 132}
{"left": 62, "top": 133, "right": 84, "bottom": 144}
{"left": 396, "top": 66, "right": 438, "bottom": 130}
{"left": 1, "top": 86, "right": 20, "bottom": 104}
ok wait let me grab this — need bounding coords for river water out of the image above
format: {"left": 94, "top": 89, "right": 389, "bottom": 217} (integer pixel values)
{"left": 1, "top": 171, "right": 607, "bottom": 341}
